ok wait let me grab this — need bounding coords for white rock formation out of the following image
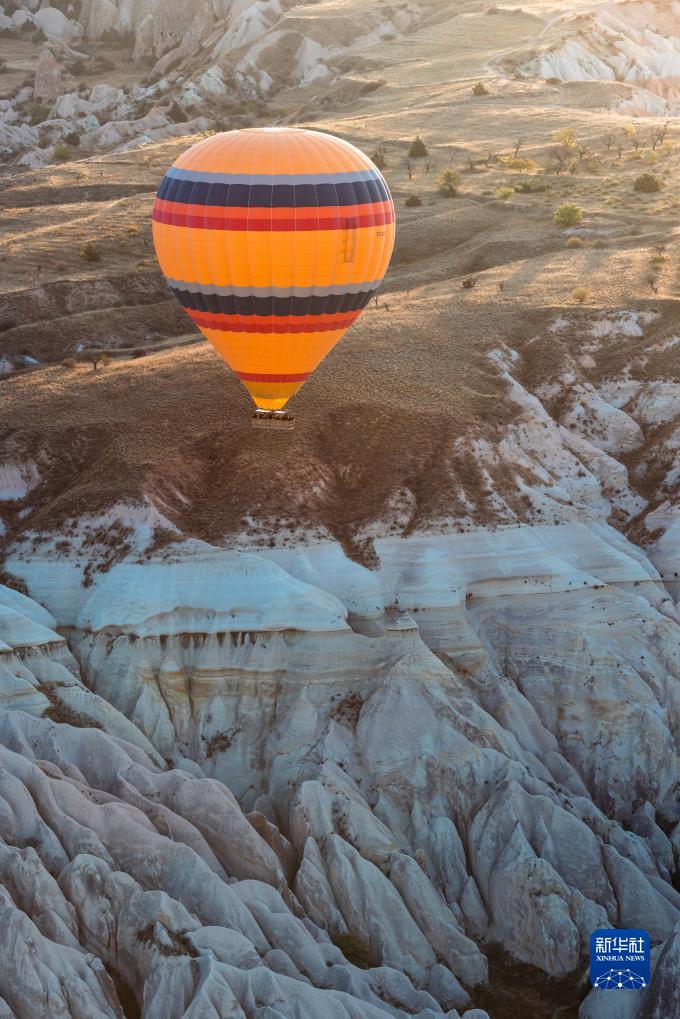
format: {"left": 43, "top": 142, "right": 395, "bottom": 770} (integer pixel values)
{"left": 5, "top": 505, "right": 680, "bottom": 1011}
{"left": 33, "top": 46, "right": 64, "bottom": 103}
{"left": 33, "top": 5, "right": 82, "bottom": 42}
{"left": 505, "top": 0, "right": 680, "bottom": 115}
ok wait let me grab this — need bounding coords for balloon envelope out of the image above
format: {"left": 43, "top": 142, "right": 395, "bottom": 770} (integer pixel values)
{"left": 152, "top": 127, "right": 396, "bottom": 411}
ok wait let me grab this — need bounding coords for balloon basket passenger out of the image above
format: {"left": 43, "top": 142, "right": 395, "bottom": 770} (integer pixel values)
{"left": 251, "top": 409, "right": 296, "bottom": 430}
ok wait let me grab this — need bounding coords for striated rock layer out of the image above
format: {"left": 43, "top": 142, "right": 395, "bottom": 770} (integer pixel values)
{"left": 2, "top": 511, "right": 680, "bottom": 1016}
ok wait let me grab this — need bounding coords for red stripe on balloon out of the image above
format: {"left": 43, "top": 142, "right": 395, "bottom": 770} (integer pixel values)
{"left": 236, "top": 371, "right": 310, "bottom": 382}
{"left": 188, "top": 310, "right": 361, "bottom": 333}
{"left": 152, "top": 198, "right": 395, "bottom": 232}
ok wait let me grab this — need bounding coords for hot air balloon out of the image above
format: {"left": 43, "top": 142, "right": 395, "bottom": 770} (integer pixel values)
{"left": 152, "top": 127, "right": 395, "bottom": 429}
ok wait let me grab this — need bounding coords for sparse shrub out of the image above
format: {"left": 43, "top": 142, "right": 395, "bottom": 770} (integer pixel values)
{"left": 0, "top": 571, "right": 28, "bottom": 595}
{"left": 332, "top": 933, "right": 373, "bottom": 969}
{"left": 472, "top": 81, "right": 490, "bottom": 96}
{"left": 634, "top": 173, "right": 662, "bottom": 193}
{"left": 498, "top": 155, "right": 537, "bottom": 171}
{"left": 148, "top": 332, "right": 166, "bottom": 342}
{"left": 80, "top": 348, "right": 110, "bottom": 372}
{"left": 554, "top": 203, "right": 583, "bottom": 227}
{"left": 131, "top": 348, "right": 147, "bottom": 358}
{"left": 404, "top": 193, "right": 422, "bottom": 207}
{"left": 370, "top": 146, "right": 386, "bottom": 170}
{"left": 27, "top": 102, "right": 50, "bottom": 126}
{"left": 408, "top": 136, "right": 428, "bottom": 158}
{"left": 438, "top": 169, "right": 460, "bottom": 197}
{"left": 566, "top": 236, "right": 584, "bottom": 248}
{"left": 53, "top": 143, "right": 71, "bottom": 162}
{"left": 462, "top": 276, "right": 478, "bottom": 289}
{"left": 61, "top": 356, "right": 76, "bottom": 369}
{"left": 167, "top": 100, "right": 185, "bottom": 123}
{"left": 496, "top": 184, "right": 514, "bottom": 200}
{"left": 515, "top": 178, "right": 548, "bottom": 194}
{"left": 64, "top": 130, "right": 80, "bottom": 147}
{"left": 93, "top": 55, "right": 115, "bottom": 72}
{"left": 0, "top": 61, "right": 8, "bottom": 74}
{"left": 572, "top": 286, "right": 591, "bottom": 304}
{"left": 80, "top": 242, "right": 101, "bottom": 263}
{"left": 554, "top": 128, "right": 577, "bottom": 149}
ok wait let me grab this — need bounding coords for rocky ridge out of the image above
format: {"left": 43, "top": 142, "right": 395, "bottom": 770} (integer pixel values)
{"left": 0, "top": 0, "right": 420, "bottom": 167}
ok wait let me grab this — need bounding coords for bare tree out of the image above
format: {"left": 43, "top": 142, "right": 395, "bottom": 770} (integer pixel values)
{"left": 513, "top": 137, "right": 525, "bottom": 158}
{"left": 550, "top": 148, "right": 571, "bottom": 175}
{"left": 651, "top": 122, "right": 671, "bottom": 150}
{"left": 81, "top": 348, "right": 110, "bottom": 373}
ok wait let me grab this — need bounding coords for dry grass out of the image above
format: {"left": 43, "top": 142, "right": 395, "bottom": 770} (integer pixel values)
{"left": 2, "top": 2, "right": 680, "bottom": 559}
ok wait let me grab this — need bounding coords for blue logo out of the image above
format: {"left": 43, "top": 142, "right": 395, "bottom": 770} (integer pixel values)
{"left": 589, "top": 929, "right": 650, "bottom": 989}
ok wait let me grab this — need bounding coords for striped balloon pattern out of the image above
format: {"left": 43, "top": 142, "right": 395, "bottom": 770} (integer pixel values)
{"left": 152, "top": 127, "right": 396, "bottom": 411}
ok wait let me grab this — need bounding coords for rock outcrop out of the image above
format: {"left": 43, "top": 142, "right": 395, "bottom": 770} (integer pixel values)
{"left": 2, "top": 503, "right": 679, "bottom": 1015}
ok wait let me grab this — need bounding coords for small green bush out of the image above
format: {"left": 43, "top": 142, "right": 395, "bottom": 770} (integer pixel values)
{"left": 80, "top": 242, "right": 101, "bottom": 263}
{"left": 496, "top": 185, "right": 514, "bottom": 201}
{"left": 408, "top": 136, "right": 428, "bottom": 158}
{"left": 572, "top": 286, "right": 591, "bottom": 304}
{"left": 438, "top": 169, "right": 461, "bottom": 197}
{"left": 28, "top": 102, "right": 50, "bottom": 126}
{"left": 472, "top": 81, "right": 490, "bottom": 96}
{"left": 554, "top": 203, "right": 583, "bottom": 227}
{"left": 370, "top": 147, "right": 386, "bottom": 170}
{"left": 53, "top": 143, "right": 71, "bottom": 162}
{"left": 332, "top": 933, "right": 373, "bottom": 969}
{"left": 404, "top": 193, "right": 422, "bottom": 207}
{"left": 515, "top": 179, "right": 548, "bottom": 194}
{"left": 634, "top": 173, "right": 662, "bottom": 194}
{"left": 498, "top": 155, "right": 538, "bottom": 171}
{"left": 167, "top": 101, "right": 185, "bottom": 123}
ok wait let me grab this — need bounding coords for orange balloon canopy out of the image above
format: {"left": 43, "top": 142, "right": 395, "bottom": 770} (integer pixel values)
{"left": 152, "top": 127, "right": 395, "bottom": 411}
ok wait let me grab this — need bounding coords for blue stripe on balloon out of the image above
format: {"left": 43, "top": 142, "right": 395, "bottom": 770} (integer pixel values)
{"left": 171, "top": 287, "right": 376, "bottom": 317}
{"left": 156, "top": 174, "right": 390, "bottom": 208}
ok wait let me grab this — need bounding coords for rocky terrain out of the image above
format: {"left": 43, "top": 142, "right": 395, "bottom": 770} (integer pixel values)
{"left": 2, "top": 0, "right": 680, "bottom": 1017}
{"left": 3, "top": 0, "right": 680, "bottom": 167}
